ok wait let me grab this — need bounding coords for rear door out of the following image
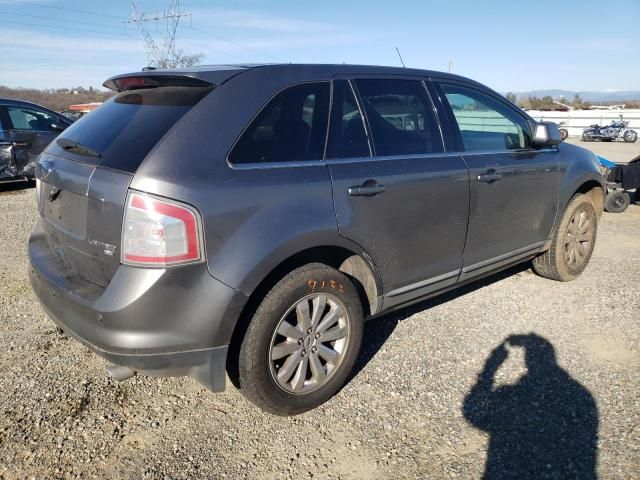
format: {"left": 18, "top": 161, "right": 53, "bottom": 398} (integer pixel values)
{"left": 327, "top": 77, "right": 469, "bottom": 308}
{"left": 432, "top": 81, "right": 560, "bottom": 280}
{"left": 5, "top": 105, "right": 69, "bottom": 173}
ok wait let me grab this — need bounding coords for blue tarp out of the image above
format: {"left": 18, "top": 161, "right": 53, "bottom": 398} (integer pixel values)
{"left": 597, "top": 155, "right": 616, "bottom": 168}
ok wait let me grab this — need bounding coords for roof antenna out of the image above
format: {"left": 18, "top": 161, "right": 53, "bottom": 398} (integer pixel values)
{"left": 395, "top": 46, "right": 406, "bottom": 68}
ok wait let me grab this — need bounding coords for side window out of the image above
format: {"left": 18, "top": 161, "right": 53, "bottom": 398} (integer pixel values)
{"left": 229, "top": 82, "right": 330, "bottom": 164}
{"left": 326, "top": 80, "right": 370, "bottom": 159}
{"left": 439, "top": 84, "right": 532, "bottom": 151}
{"left": 354, "top": 79, "right": 443, "bottom": 156}
{"left": 6, "top": 106, "right": 57, "bottom": 132}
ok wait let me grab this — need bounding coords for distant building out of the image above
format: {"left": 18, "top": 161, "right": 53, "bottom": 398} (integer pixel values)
{"left": 589, "top": 104, "right": 626, "bottom": 110}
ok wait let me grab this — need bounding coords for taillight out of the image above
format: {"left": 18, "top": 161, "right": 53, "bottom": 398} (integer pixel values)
{"left": 122, "top": 192, "right": 203, "bottom": 267}
{"left": 113, "top": 76, "right": 158, "bottom": 91}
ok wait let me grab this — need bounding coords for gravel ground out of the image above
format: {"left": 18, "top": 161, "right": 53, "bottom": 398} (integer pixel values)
{"left": 1, "top": 165, "right": 639, "bottom": 479}
{"left": 564, "top": 137, "right": 640, "bottom": 163}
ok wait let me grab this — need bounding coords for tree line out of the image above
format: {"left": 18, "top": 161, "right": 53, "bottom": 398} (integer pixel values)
{"left": 504, "top": 92, "right": 640, "bottom": 110}
{"left": 0, "top": 85, "right": 113, "bottom": 112}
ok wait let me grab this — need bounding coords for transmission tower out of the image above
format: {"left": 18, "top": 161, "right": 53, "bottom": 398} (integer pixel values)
{"left": 126, "top": 0, "right": 191, "bottom": 68}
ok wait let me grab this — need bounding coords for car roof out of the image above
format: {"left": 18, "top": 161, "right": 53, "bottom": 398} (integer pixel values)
{"left": 0, "top": 98, "right": 66, "bottom": 116}
{"left": 0, "top": 98, "right": 49, "bottom": 108}
{"left": 104, "top": 63, "right": 484, "bottom": 90}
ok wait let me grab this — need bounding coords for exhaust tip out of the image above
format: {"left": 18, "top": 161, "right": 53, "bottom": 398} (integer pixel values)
{"left": 106, "top": 364, "right": 136, "bottom": 382}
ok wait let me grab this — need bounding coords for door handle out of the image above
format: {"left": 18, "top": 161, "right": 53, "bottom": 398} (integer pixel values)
{"left": 477, "top": 170, "right": 503, "bottom": 183}
{"left": 12, "top": 141, "right": 29, "bottom": 148}
{"left": 348, "top": 182, "right": 386, "bottom": 196}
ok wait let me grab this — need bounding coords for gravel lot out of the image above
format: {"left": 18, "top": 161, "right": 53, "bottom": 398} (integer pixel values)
{"left": 1, "top": 141, "right": 639, "bottom": 479}
{"left": 564, "top": 136, "right": 639, "bottom": 164}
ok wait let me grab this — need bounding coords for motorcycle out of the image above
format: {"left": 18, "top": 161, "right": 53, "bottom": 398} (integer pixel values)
{"left": 582, "top": 115, "right": 637, "bottom": 143}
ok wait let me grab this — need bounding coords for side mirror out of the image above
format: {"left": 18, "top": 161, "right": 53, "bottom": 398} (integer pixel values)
{"left": 533, "top": 121, "right": 562, "bottom": 147}
{"left": 51, "top": 124, "right": 66, "bottom": 133}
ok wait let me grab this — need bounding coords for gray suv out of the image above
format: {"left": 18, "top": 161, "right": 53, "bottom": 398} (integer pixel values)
{"left": 28, "top": 64, "right": 605, "bottom": 415}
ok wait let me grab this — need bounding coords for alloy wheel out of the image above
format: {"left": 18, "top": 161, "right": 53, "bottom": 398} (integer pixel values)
{"left": 268, "top": 293, "right": 350, "bottom": 394}
{"left": 564, "top": 207, "right": 594, "bottom": 270}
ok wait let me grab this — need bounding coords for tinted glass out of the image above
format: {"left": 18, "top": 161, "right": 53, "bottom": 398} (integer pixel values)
{"left": 0, "top": 110, "right": 5, "bottom": 141}
{"left": 229, "top": 82, "right": 330, "bottom": 164}
{"left": 326, "top": 80, "right": 370, "bottom": 159}
{"left": 354, "top": 79, "right": 443, "bottom": 156}
{"left": 56, "top": 86, "right": 212, "bottom": 172}
{"left": 440, "top": 84, "right": 532, "bottom": 151}
{"left": 7, "top": 106, "right": 59, "bottom": 132}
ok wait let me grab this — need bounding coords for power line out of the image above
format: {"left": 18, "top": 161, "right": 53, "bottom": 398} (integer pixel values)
{"left": 0, "top": 0, "right": 125, "bottom": 19}
{"left": 186, "top": 25, "right": 283, "bottom": 63}
{"left": 1, "top": 11, "right": 127, "bottom": 31}
{"left": 3, "top": 20, "right": 130, "bottom": 37}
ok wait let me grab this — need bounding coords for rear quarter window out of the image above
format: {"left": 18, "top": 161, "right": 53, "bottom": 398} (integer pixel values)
{"left": 228, "top": 82, "right": 330, "bottom": 165}
{"left": 56, "top": 86, "right": 213, "bottom": 172}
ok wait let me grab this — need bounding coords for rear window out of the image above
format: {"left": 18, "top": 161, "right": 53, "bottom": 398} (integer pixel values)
{"left": 55, "top": 86, "right": 213, "bottom": 172}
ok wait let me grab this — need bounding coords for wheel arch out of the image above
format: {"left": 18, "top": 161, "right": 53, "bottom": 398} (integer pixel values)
{"left": 225, "top": 243, "right": 382, "bottom": 385}
{"left": 571, "top": 179, "right": 605, "bottom": 218}
{"left": 557, "top": 142, "right": 605, "bottom": 217}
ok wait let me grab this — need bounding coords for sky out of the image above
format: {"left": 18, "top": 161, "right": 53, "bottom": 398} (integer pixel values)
{"left": 1, "top": 0, "right": 639, "bottom": 92}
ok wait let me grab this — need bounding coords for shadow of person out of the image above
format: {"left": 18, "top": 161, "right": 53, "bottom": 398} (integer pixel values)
{"left": 463, "top": 334, "right": 598, "bottom": 479}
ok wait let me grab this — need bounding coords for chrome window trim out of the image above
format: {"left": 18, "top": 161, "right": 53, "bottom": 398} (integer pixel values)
{"left": 346, "top": 79, "right": 374, "bottom": 158}
{"left": 421, "top": 80, "right": 447, "bottom": 153}
{"left": 228, "top": 159, "right": 327, "bottom": 170}
{"left": 325, "top": 151, "right": 462, "bottom": 166}
{"left": 459, "top": 148, "right": 557, "bottom": 157}
{"left": 8, "top": 129, "right": 60, "bottom": 134}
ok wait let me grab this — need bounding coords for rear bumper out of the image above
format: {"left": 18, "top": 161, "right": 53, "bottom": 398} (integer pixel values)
{"left": 28, "top": 221, "right": 248, "bottom": 391}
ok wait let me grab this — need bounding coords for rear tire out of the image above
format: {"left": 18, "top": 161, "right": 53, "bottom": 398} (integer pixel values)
{"left": 532, "top": 194, "right": 597, "bottom": 282}
{"left": 238, "top": 263, "right": 363, "bottom": 415}
{"left": 604, "top": 191, "right": 630, "bottom": 213}
{"left": 582, "top": 132, "right": 590, "bottom": 142}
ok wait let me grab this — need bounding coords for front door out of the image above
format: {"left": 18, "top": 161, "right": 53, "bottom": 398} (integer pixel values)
{"left": 5, "top": 105, "right": 67, "bottom": 174}
{"left": 327, "top": 78, "right": 469, "bottom": 308}
{"left": 0, "top": 107, "right": 14, "bottom": 179}
{"left": 433, "top": 81, "right": 560, "bottom": 280}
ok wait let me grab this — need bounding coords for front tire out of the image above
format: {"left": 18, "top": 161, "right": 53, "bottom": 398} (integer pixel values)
{"left": 582, "top": 132, "right": 590, "bottom": 142}
{"left": 559, "top": 129, "right": 568, "bottom": 141}
{"left": 624, "top": 130, "right": 638, "bottom": 143}
{"left": 532, "top": 194, "right": 598, "bottom": 281}
{"left": 239, "top": 263, "right": 363, "bottom": 415}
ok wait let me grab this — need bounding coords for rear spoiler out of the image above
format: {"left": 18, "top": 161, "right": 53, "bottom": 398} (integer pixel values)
{"left": 103, "top": 66, "right": 251, "bottom": 92}
{"left": 103, "top": 75, "right": 214, "bottom": 92}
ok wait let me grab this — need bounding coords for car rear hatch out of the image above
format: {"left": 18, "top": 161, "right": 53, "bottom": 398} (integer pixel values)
{"left": 35, "top": 75, "right": 216, "bottom": 288}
